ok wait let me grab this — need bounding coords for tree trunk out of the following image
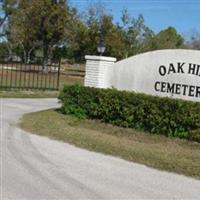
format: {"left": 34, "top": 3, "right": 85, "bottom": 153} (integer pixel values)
{"left": 27, "top": 46, "right": 35, "bottom": 64}
{"left": 43, "top": 42, "right": 49, "bottom": 72}
{"left": 0, "top": 14, "right": 8, "bottom": 28}
{"left": 23, "top": 50, "right": 27, "bottom": 63}
{"left": 27, "top": 54, "right": 30, "bottom": 64}
{"left": 6, "top": 42, "right": 13, "bottom": 60}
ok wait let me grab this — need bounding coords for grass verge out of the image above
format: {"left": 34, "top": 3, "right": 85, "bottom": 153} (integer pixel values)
{"left": 20, "top": 109, "right": 200, "bottom": 179}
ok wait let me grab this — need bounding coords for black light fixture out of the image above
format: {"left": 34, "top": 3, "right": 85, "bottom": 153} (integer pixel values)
{"left": 97, "top": 17, "right": 106, "bottom": 56}
{"left": 97, "top": 39, "right": 106, "bottom": 56}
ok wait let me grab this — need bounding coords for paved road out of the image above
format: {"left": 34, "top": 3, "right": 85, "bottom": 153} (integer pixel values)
{"left": 0, "top": 99, "right": 200, "bottom": 200}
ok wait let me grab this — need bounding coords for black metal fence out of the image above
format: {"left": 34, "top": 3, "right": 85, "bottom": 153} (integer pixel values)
{"left": 0, "top": 55, "right": 60, "bottom": 90}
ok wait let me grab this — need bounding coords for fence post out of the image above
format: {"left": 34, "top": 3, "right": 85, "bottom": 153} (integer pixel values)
{"left": 56, "top": 58, "right": 61, "bottom": 90}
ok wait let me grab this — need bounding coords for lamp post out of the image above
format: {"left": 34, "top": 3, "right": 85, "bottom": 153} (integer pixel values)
{"left": 97, "top": 17, "right": 106, "bottom": 56}
{"left": 97, "top": 39, "right": 106, "bottom": 56}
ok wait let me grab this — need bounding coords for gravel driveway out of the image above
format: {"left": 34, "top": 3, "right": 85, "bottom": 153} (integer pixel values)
{"left": 0, "top": 98, "right": 200, "bottom": 199}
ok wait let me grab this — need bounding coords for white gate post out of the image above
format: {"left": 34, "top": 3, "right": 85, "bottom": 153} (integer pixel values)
{"left": 84, "top": 55, "right": 116, "bottom": 88}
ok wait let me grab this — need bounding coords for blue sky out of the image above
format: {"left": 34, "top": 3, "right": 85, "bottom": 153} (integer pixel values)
{"left": 69, "top": 0, "right": 200, "bottom": 36}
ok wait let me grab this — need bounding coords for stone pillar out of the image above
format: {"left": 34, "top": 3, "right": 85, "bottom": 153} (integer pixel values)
{"left": 84, "top": 55, "right": 116, "bottom": 88}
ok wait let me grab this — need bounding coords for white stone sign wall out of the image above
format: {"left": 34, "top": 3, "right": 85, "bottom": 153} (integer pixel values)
{"left": 85, "top": 50, "right": 200, "bottom": 102}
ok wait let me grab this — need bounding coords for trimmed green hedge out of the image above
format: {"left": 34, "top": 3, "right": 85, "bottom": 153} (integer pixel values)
{"left": 58, "top": 84, "right": 200, "bottom": 142}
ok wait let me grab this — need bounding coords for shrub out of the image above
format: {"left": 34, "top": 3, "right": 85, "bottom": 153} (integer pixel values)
{"left": 58, "top": 84, "right": 200, "bottom": 142}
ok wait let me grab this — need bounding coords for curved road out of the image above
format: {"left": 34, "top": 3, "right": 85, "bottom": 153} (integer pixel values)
{"left": 0, "top": 98, "right": 200, "bottom": 199}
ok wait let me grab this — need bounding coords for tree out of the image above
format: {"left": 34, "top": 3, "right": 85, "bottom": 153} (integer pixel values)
{"left": 0, "top": 0, "right": 16, "bottom": 28}
{"left": 1, "top": 23, "right": 14, "bottom": 57}
{"left": 143, "top": 27, "right": 184, "bottom": 51}
{"left": 61, "top": 6, "right": 92, "bottom": 63}
{"left": 65, "top": 2, "right": 108, "bottom": 62}
{"left": 183, "top": 30, "right": 200, "bottom": 50}
{"left": 36, "top": 0, "right": 69, "bottom": 67}
{"left": 0, "top": 0, "right": 18, "bottom": 58}
{"left": 117, "top": 10, "right": 154, "bottom": 57}
{"left": 10, "top": 0, "right": 70, "bottom": 66}
{"left": 100, "top": 15, "right": 126, "bottom": 59}
{"left": 9, "top": 0, "right": 40, "bottom": 62}
{"left": 70, "top": 3, "right": 127, "bottom": 61}
{"left": 0, "top": 41, "right": 9, "bottom": 56}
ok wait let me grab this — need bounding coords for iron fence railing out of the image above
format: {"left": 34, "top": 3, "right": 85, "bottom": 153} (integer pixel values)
{"left": 0, "top": 55, "right": 60, "bottom": 90}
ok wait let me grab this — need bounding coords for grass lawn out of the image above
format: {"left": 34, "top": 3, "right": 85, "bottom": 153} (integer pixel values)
{"left": 20, "top": 109, "right": 200, "bottom": 179}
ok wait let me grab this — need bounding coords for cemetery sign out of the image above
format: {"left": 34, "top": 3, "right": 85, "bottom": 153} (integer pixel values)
{"left": 85, "top": 49, "right": 200, "bottom": 102}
